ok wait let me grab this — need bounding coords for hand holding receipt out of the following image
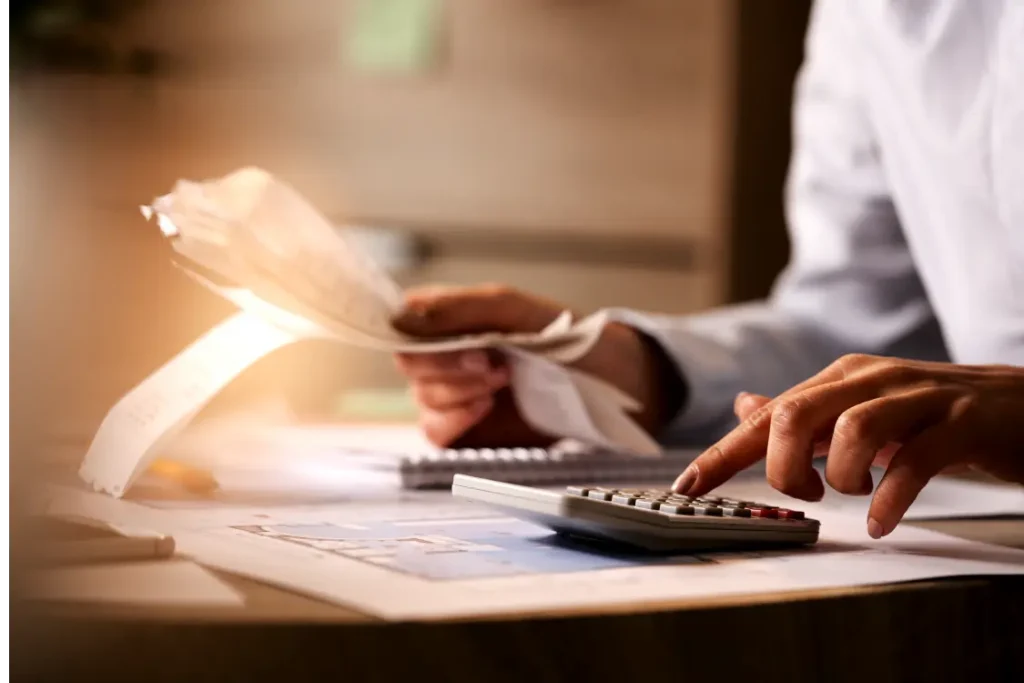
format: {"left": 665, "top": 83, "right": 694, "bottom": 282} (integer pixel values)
{"left": 80, "top": 168, "right": 663, "bottom": 498}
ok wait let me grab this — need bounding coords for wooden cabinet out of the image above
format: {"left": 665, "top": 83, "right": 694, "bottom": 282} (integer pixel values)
{"left": 30, "top": 0, "right": 737, "bottom": 277}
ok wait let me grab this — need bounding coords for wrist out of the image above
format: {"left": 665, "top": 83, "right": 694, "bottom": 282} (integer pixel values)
{"left": 635, "top": 329, "right": 688, "bottom": 434}
{"left": 583, "top": 322, "right": 687, "bottom": 436}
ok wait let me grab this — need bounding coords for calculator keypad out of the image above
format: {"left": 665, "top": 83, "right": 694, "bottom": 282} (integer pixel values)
{"left": 566, "top": 487, "right": 806, "bottom": 521}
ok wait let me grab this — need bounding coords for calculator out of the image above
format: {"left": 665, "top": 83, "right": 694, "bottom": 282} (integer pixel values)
{"left": 452, "top": 475, "right": 820, "bottom": 552}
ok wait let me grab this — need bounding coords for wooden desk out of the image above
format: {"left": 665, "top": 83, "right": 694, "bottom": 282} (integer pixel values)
{"left": 13, "top": 517, "right": 1024, "bottom": 682}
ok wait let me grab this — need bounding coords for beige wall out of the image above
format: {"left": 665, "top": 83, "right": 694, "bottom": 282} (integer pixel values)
{"left": 11, "top": 0, "right": 737, "bottom": 444}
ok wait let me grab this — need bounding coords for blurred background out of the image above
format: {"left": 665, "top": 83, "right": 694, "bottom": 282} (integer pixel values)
{"left": 9, "top": 0, "right": 812, "bottom": 469}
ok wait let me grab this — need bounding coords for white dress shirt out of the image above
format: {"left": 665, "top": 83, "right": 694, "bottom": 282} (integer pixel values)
{"left": 621, "top": 0, "right": 1024, "bottom": 445}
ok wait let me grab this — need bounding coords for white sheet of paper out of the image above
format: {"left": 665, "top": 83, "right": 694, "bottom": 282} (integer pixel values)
{"left": 26, "top": 560, "right": 245, "bottom": 607}
{"left": 719, "top": 468, "right": 1024, "bottom": 521}
{"left": 79, "top": 312, "right": 300, "bottom": 497}
{"left": 46, "top": 485, "right": 1024, "bottom": 621}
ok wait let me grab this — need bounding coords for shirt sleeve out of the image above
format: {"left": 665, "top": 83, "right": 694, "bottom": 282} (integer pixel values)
{"left": 617, "top": 0, "right": 949, "bottom": 446}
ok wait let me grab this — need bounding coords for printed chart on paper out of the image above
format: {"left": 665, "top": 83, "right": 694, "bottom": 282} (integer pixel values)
{"left": 230, "top": 516, "right": 713, "bottom": 581}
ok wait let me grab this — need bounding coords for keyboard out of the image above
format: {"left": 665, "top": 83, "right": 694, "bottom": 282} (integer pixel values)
{"left": 396, "top": 447, "right": 700, "bottom": 489}
{"left": 452, "top": 475, "right": 820, "bottom": 552}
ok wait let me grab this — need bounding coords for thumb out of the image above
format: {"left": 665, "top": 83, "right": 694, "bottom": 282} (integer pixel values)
{"left": 734, "top": 391, "right": 770, "bottom": 421}
{"left": 393, "top": 284, "right": 564, "bottom": 339}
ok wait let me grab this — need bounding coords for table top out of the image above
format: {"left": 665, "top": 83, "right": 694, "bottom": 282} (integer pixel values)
{"left": 14, "top": 494, "right": 1024, "bottom": 683}
{"left": 20, "top": 516, "right": 1024, "bottom": 622}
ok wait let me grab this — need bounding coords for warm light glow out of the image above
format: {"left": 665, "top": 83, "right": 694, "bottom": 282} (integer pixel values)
{"left": 147, "top": 459, "right": 219, "bottom": 493}
{"left": 157, "top": 214, "right": 180, "bottom": 238}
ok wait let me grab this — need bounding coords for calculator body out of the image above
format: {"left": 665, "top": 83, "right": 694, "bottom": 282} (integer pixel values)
{"left": 452, "top": 475, "right": 820, "bottom": 552}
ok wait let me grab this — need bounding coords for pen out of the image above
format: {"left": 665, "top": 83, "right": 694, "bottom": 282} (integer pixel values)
{"left": 34, "top": 535, "right": 177, "bottom": 566}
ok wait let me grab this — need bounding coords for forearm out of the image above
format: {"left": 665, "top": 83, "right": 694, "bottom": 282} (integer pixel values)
{"left": 618, "top": 297, "right": 947, "bottom": 446}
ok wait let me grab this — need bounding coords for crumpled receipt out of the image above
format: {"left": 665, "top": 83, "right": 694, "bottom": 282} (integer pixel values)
{"left": 79, "top": 167, "right": 660, "bottom": 498}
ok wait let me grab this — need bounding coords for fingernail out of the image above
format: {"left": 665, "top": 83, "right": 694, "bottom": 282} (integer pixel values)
{"left": 673, "top": 465, "right": 698, "bottom": 494}
{"left": 461, "top": 352, "right": 489, "bottom": 373}
{"left": 867, "top": 517, "right": 884, "bottom": 539}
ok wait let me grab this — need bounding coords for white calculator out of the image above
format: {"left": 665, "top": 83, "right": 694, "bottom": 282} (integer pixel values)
{"left": 452, "top": 475, "right": 820, "bottom": 552}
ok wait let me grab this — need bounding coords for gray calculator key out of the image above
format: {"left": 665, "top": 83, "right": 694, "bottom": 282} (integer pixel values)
{"left": 722, "top": 507, "right": 751, "bottom": 517}
{"left": 695, "top": 506, "right": 723, "bottom": 516}
{"left": 611, "top": 494, "right": 637, "bottom": 506}
{"left": 587, "top": 490, "right": 613, "bottom": 501}
{"left": 635, "top": 499, "right": 661, "bottom": 510}
{"left": 566, "top": 486, "right": 588, "bottom": 497}
{"left": 659, "top": 504, "right": 695, "bottom": 515}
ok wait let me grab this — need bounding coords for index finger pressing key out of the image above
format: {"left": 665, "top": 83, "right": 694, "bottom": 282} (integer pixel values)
{"left": 674, "top": 364, "right": 853, "bottom": 494}
{"left": 674, "top": 396, "right": 784, "bottom": 494}
{"left": 673, "top": 433, "right": 769, "bottom": 497}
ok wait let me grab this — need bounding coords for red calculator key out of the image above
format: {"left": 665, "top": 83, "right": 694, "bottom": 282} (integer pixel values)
{"left": 778, "top": 509, "right": 805, "bottom": 520}
{"left": 748, "top": 507, "right": 778, "bottom": 518}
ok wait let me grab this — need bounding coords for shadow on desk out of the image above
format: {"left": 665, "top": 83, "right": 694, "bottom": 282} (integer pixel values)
{"left": 13, "top": 574, "right": 1024, "bottom": 683}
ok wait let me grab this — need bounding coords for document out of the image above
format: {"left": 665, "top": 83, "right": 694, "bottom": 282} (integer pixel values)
{"left": 79, "top": 312, "right": 299, "bottom": 497}
{"left": 83, "top": 168, "right": 658, "bottom": 498}
{"left": 46, "top": 482, "right": 1024, "bottom": 621}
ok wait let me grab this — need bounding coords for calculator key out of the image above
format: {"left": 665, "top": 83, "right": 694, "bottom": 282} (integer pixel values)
{"left": 749, "top": 507, "right": 778, "bottom": 518}
{"left": 659, "top": 504, "right": 695, "bottom": 515}
{"left": 694, "top": 506, "right": 723, "bottom": 516}
{"left": 722, "top": 507, "right": 751, "bottom": 517}
{"left": 587, "top": 490, "right": 613, "bottom": 501}
{"left": 611, "top": 494, "right": 637, "bottom": 506}
{"left": 566, "top": 486, "right": 588, "bottom": 497}
{"left": 778, "top": 509, "right": 805, "bottom": 520}
{"left": 636, "top": 499, "right": 662, "bottom": 510}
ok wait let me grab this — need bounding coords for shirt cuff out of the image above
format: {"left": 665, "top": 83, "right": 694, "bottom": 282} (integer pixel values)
{"left": 603, "top": 308, "right": 744, "bottom": 442}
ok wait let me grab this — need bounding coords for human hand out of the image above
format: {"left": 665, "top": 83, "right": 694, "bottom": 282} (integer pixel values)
{"left": 392, "top": 284, "right": 677, "bottom": 448}
{"left": 673, "top": 355, "right": 1024, "bottom": 537}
